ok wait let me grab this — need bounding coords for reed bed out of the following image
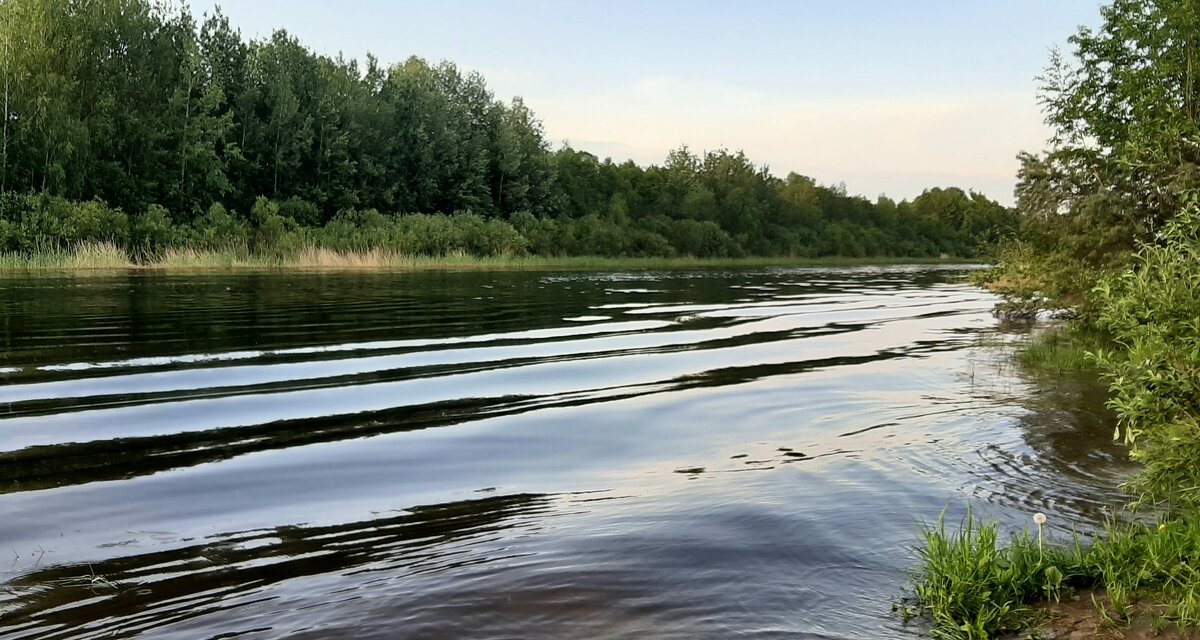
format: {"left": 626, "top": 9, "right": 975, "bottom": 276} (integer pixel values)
{"left": 0, "top": 247, "right": 972, "bottom": 273}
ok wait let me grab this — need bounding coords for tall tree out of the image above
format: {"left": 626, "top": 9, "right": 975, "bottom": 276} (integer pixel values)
{"left": 1020, "top": 0, "right": 1200, "bottom": 261}
{"left": 494, "top": 97, "right": 553, "bottom": 216}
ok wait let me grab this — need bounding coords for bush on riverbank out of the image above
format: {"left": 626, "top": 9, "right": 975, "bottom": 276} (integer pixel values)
{"left": 915, "top": 0, "right": 1200, "bottom": 633}
{"left": 972, "top": 241, "right": 1121, "bottom": 320}
{"left": 0, "top": 192, "right": 996, "bottom": 267}
{"left": 1091, "top": 206, "right": 1200, "bottom": 511}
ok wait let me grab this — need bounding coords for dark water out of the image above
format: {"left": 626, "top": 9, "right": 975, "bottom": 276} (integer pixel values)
{"left": 0, "top": 266, "right": 1134, "bottom": 639}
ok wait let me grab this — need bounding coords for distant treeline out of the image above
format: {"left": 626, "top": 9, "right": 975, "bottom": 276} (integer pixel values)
{"left": 0, "top": 0, "right": 1016, "bottom": 259}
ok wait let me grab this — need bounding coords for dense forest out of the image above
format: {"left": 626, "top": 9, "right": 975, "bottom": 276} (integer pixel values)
{"left": 0, "top": 0, "right": 1015, "bottom": 261}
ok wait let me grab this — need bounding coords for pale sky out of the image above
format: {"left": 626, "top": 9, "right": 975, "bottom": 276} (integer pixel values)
{"left": 186, "top": 0, "right": 1105, "bottom": 205}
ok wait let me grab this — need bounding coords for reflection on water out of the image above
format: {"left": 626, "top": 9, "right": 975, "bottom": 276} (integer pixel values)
{"left": 0, "top": 266, "right": 1129, "bottom": 639}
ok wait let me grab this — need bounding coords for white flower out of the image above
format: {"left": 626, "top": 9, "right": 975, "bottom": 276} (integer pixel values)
{"left": 1033, "top": 512, "right": 1047, "bottom": 525}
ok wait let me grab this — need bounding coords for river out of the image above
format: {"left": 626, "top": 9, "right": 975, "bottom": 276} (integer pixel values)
{"left": 0, "top": 265, "right": 1134, "bottom": 639}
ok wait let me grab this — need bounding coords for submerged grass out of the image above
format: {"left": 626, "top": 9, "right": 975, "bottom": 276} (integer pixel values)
{"left": 1015, "top": 324, "right": 1113, "bottom": 374}
{"left": 0, "top": 246, "right": 976, "bottom": 273}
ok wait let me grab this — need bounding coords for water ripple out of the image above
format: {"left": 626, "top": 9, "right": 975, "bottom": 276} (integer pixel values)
{"left": 0, "top": 265, "right": 1127, "bottom": 639}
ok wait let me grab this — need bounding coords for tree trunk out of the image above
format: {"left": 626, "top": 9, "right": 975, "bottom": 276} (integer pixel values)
{"left": 1188, "top": 44, "right": 1196, "bottom": 126}
{"left": 1, "top": 32, "right": 9, "bottom": 193}
{"left": 180, "top": 69, "right": 193, "bottom": 197}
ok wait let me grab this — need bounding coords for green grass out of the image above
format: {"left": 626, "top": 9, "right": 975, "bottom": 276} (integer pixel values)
{"left": 0, "top": 242, "right": 129, "bottom": 270}
{"left": 913, "top": 510, "right": 1200, "bottom": 639}
{"left": 0, "top": 246, "right": 979, "bottom": 274}
{"left": 1015, "top": 325, "right": 1112, "bottom": 374}
{"left": 913, "top": 510, "right": 1082, "bottom": 639}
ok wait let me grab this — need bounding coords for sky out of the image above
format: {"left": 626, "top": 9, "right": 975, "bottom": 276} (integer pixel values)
{"left": 186, "top": 0, "right": 1105, "bottom": 205}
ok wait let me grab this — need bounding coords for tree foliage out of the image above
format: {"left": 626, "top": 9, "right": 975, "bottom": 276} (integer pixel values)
{"left": 985, "top": 0, "right": 1200, "bottom": 313}
{"left": 0, "top": 0, "right": 1014, "bottom": 259}
{"left": 1014, "top": 2, "right": 1200, "bottom": 263}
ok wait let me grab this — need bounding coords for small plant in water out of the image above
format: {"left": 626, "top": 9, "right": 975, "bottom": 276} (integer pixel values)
{"left": 85, "top": 564, "right": 118, "bottom": 591}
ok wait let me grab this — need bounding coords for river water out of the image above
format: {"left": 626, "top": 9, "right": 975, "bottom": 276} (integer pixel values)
{"left": 0, "top": 265, "right": 1134, "bottom": 639}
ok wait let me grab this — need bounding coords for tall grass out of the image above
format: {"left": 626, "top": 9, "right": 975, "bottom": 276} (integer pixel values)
{"left": 914, "top": 511, "right": 1082, "bottom": 639}
{"left": 157, "top": 247, "right": 276, "bottom": 269}
{"left": 914, "top": 510, "right": 1200, "bottom": 639}
{"left": 0, "top": 242, "right": 129, "bottom": 270}
{"left": 0, "top": 246, "right": 974, "bottom": 273}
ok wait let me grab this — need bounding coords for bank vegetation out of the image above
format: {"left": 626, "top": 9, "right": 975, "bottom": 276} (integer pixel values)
{"left": 913, "top": 1, "right": 1200, "bottom": 638}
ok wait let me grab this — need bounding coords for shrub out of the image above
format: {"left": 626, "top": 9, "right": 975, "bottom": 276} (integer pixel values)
{"left": 663, "top": 219, "right": 742, "bottom": 258}
{"left": 461, "top": 215, "right": 527, "bottom": 257}
{"left": 193, "top": 203, "right": 251, "bottom": 251}
{"left": 251, "top": 197, "right": 300, "bottom": 255}
{"left": 276, "top": 197, "right": 322, "bottom": 227}
{"left": 130, "top": 205, "right": 176, "bottom": 260}
{"left": 1092, "top": 205, "right": 1200, "bottom": 509}
{"left": 70, "top": 200, "right": 130, "bottom": 246}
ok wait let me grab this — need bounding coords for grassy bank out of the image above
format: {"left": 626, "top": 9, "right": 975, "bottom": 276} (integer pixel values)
{"left": 0, "top": 242, "right": 132, "bottom": 270}
{"left": 0, "top": 243, "right": 977, "bottom": 273}
{"left": 912, "top": 208, "right": 1200, "bottom": 638}
{"left": 915, "top": 511, "right": 1200, "bottom": 639}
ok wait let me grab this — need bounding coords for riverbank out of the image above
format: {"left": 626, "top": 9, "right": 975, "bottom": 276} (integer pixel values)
{"left": 917, "top": 509, "right": 1200, "bottom": 640}
{"left": 913, "top": 208, "right": 1200, "bottom": 639}
{"left": 1034, "top": 591, "right": 1196, "bottom": 640}
{"left": 0, "top": 242, "right": 977, "bottom": 273}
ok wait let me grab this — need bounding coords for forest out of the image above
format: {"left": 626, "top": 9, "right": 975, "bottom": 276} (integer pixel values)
{"left": 0, "top": 0, "right": 1015, "bottom": 262}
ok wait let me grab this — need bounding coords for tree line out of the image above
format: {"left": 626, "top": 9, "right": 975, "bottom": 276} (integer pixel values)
{"left": 0, "top": 0, "right": 1016, "bottom": 259}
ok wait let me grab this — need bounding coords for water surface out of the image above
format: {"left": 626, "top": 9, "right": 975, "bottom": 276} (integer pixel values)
{"left": 0, "top": 266, "right": 1132, "bottom": 639}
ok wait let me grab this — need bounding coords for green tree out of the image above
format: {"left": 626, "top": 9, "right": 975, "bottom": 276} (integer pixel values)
{"left": 1022, "top": 0, "right": 1200, "bottom": 255}
{"left": 168, "top": 14, "right": 237, "bottom": 216}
